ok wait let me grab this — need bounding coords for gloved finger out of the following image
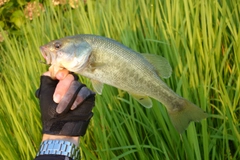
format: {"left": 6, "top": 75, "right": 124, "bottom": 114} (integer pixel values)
{"left": 71, "top": 87, "right": 95, "bottom": 110}
{"left": 68, "top": 96, "right": 95, "bottom": 120}
{"left": 56, "top": 81, "right": 84, "bottom": 114}
{"left": 77, "top": 96, "right": 95, "bottom": 117}
{"left": 60, "top": 95, "right": 95, "bottom": 122}
{"left": 35, "top": 75, "right": 59, "bottom": 98}
{"left": 53, "top": 74, "right": 75, "bottom": 103}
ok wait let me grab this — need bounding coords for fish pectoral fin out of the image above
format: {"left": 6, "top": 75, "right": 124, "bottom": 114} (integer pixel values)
{"left": 141, "top": 53, "right": 172, "bottom": 79}
{"left": 130, "top": 93, "right": 153, "bottom": 108}
{"left": 88, "top": 54, "right": 106, "bottom": 70}
{"left": 90, "top": 62, "right": 106, "bottom": 70}
{"left": 91, "top": 79, "right": 104, "bottom": 94}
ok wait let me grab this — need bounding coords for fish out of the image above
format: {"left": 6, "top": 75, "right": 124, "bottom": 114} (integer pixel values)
{"left": 40, "top": 34, "right": 208, "bottom": 133}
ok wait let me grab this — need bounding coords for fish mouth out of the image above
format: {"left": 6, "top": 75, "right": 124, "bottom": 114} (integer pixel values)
{"left": 40, "top": 46, "right": 51, "bottom": 64}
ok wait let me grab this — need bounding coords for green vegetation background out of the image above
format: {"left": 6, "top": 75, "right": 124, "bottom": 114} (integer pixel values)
{"left": 0, "top": 0, "right": 239, "bottom": 159}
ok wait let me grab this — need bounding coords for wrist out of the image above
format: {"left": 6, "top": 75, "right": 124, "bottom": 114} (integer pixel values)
{"left": 42, "top": 134, "right": 80, "bottom": 146}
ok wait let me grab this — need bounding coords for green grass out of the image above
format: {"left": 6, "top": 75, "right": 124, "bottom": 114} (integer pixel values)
{"left": 0, "top": 0, "right": 239, "bottom": 159}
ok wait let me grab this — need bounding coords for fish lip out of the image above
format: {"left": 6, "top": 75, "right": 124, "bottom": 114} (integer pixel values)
{"left": 40, "top": 46, "right": 51, "bottom": 64}
{"left": 40, "top": 46, "right": 46, "bottom": 58}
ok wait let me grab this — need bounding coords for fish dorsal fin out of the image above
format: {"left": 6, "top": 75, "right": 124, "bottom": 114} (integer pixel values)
{"left": 142, "top": 54, "right": 172, "bottom": 79}
{"left": 91, "top": 79, "right": 104, "bottom": 94}
{"left": 129, "top": 93, "right": 153, "bottom": 108}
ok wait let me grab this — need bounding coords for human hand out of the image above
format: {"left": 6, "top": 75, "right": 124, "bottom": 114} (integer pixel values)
{"left": 35, "top": 70, "right": 95, "bottom": 137}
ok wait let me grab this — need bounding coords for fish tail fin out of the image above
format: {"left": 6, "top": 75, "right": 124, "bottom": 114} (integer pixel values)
{"left": 168, "top": 98, "right": 208, "bottom": 133}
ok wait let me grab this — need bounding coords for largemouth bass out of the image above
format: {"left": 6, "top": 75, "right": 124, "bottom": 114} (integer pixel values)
{"left": 40, "top": 34, "right": 208, "bottom": 133}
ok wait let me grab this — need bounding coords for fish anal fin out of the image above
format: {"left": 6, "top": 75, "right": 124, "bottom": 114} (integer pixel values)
{"left": 142, "top": 53, "right": 172, "bottom": 79}
{"left": 91, "top": 79, "right": 104, "bottom": 94}
{"left": 130, "top": 93, "right": 152, "bottom": 108}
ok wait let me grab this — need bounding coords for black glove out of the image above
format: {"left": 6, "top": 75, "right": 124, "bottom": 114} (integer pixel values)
{"left": 35, "top": 74, "right": 95, "bottom": 136}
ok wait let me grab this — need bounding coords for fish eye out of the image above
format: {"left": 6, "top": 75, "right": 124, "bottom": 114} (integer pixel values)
{"left": 54, "top": 42, "right": 62, "bottom": 50}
